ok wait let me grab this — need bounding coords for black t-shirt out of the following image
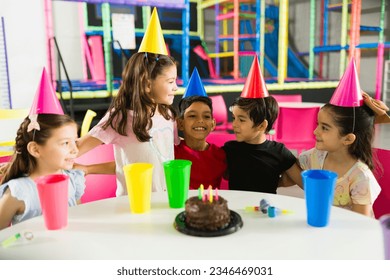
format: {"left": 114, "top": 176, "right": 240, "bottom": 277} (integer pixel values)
{"left": 223, "top": 140, "right": 297, "bottom": 193}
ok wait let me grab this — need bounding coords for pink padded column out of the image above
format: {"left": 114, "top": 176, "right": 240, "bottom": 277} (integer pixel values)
{"left": 89, "top": 35, "right": 105, "bottom": 81}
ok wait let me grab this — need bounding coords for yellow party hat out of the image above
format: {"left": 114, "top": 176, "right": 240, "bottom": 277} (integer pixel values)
{"left": 138, "top": 8, "right": 168, "bottom": 55}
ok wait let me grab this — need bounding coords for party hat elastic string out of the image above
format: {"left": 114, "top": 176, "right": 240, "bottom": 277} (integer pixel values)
{"left": 352, "top": 106, "right": 356, "bottom": 133}
{"left": 262, "top": 97, "right": 268, "bottom": 124}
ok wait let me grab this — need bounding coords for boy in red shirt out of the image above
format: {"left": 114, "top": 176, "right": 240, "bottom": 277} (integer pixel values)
{"left": 174, "top": 69, "right": 227, "bottom": 189}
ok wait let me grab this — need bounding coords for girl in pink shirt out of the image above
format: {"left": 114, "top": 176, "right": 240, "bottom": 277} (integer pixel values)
{"left": 76, "top": 53, "right": 179, "bottom": 195}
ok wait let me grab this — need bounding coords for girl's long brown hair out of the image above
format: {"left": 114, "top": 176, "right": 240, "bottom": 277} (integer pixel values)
{"left": 102, "top": 52, "right": 177, "bottom": 142}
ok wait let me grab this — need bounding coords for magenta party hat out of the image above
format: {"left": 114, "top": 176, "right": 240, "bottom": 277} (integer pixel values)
{"left": 182, "top": 67, "right": 207, "bottom": 98}
{"left": 329, "top": 59, "right": 363, "bottom": 107}
{"left": 241, "top": 56, "right": 269, "bottom": 99}
{"left": 29, "top": 68, "right": 64, "bottom": 116}
{"left": 138, "top": 8, "right": 168, "bottom": 55}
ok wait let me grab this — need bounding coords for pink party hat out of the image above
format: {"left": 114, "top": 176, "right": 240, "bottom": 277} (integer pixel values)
{"left": 329, "top": 59, "right": 363, "bottom": 107}
{"left": 29, "top": 68, "right": 64, "bottom": 115}
{"left": 138, "top": 8, "right": 168, "bottom": 55}
{"left": 241, "top": 56, "right": 269, "bottom": 99}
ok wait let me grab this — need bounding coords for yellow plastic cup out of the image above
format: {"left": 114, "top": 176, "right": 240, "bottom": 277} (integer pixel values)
{"left": 123, "top": 163, "right": 154, "bottom": 214}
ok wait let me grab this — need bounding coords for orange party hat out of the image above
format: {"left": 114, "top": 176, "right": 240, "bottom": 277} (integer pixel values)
{"left": 138, "top": 8, "right": 168, "bottom": 55}
{"left": 329, "top": 59, "right": 363, "bottom": 107}
{"left": 240, "top": 56, "right": 269, "bottom": 98}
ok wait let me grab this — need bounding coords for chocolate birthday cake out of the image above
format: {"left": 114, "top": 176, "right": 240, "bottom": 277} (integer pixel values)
{"left": 184, "top": 196, "right": 231, "bottom": 231}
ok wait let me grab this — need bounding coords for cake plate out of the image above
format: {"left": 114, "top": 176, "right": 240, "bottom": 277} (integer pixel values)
{"left": 174, "top": 211, "right": 243, "bottom": 237}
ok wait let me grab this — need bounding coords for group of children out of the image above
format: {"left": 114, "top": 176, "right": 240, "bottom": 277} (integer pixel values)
{"left": 1, "top": 8, "right": 389, "bottom": 230}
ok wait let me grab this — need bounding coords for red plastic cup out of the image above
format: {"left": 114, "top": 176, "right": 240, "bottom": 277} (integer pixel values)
{"left": 36, "top": 174, "right": 69, "bottom": 230}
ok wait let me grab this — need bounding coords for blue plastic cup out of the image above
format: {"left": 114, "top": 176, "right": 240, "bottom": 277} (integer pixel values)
{"left": 302, "top": 169, "right": 337, "bottom": 227}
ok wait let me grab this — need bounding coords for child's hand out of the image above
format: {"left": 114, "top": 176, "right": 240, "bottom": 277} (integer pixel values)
{"left": 362, "top": 91, "right": 390, "bottom": 124}
{"left": 73, "top": 163, "right": 89, "bottom": 176}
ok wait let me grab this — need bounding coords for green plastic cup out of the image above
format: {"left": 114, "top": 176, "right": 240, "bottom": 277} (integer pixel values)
{"left": 163, "top": 159, "right": 192, "bottom": 208}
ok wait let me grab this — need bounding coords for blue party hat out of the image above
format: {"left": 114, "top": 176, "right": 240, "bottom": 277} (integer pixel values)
{"left": 182, "top": 68, "right": 207, "bottom": 98}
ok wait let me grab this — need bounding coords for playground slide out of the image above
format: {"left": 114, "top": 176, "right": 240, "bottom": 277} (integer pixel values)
{"left": 264, "top": 5, "right": 309, "bottom": 79}
{"left": 264, "top": 31, "right": 309, "bottom": 79}
{"left": 263, "top": 55, "right": 277, "bottom": 77}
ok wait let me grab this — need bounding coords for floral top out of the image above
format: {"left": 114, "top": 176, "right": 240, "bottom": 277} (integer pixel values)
{"left": 299, "top": 148, "right": 381, "bottom": 211}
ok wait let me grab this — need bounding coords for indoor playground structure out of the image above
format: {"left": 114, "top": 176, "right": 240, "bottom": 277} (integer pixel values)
{"left": 37, "top": 0, "right": 390, "bottom": 117}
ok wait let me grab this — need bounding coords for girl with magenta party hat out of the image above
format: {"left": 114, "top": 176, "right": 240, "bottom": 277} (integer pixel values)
{"left": 0, "top": 68, "right": 85, "bottom": 229}
{"left": 299, "top": 59, "right": 383, "bottom": 217}
{"left": 76, "top": 8, "right": 180, "bottom": 195}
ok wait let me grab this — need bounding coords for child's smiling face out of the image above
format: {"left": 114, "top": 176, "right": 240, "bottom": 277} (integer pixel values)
{"left": 314, "top": 108, "right": 347, "bottom": 152}
{"left": 178, "top": 101, "right": 216, "bottom": 142}
{"left": 34, "top": 123, "right": 79, "bottom": 173}
{"left": 150, "top": 65, "right": 178, "bottom": 106}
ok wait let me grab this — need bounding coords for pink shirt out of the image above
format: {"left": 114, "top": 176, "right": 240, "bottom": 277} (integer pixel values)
{"left": 174, "top": 141, "right": 227, "bottom": 189}
{"left": 90, "top": 110, "right": 178, "bottom": 195}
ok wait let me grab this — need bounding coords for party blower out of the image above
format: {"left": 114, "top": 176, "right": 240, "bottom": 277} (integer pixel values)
{"left": 245, "top": 199, "right": 293, "bottom": 218}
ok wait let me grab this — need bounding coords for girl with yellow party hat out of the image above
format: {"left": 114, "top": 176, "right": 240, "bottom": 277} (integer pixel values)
{"left": 76, "top": 8, "right": 180, "bottom": 195}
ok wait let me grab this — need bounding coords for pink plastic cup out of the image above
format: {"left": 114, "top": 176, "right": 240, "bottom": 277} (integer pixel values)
{"left": 36, "top": 174, "right": 69, "bottom": 230}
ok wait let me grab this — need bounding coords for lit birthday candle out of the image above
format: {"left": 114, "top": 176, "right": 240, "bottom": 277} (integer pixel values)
{"left": 198, "top": 185, "right": 202, "bottom": 200}
{"left": 215, "top": 188, "right": 219, "bottom": 201}
{"left": 208, "top": 185, "right": 213, "bottom": 203}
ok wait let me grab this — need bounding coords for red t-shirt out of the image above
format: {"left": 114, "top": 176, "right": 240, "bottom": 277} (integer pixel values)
{"left": 174, "top": 141, "right": 227, "bottom": 190}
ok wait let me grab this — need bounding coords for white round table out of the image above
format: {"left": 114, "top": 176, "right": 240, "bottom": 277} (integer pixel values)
{"left": 0, "top": 190, "right": 384, "bottom": 260}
